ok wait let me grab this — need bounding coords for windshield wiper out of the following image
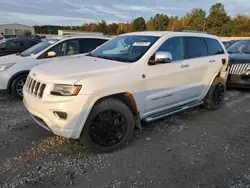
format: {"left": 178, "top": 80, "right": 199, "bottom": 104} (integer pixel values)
{"left": 95, "top": 55, "right": 118, "bottom": 61}
{"left": 86, "top": 52, "right": 93, "bottom": 57}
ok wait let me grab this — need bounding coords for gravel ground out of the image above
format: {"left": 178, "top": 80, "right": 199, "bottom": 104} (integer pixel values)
{"left": 0, "top": 89, "right": 250, "bottom": 188}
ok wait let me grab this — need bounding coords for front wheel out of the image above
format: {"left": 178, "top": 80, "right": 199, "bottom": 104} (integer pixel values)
{"left": 79, "top": 98, "right": 135, "bottom": 153}
{"left": 11, "top": 74, "right": 28, "bottom": 99}
{"left": 203, "top": 77, "right": 226, "bottom": 110}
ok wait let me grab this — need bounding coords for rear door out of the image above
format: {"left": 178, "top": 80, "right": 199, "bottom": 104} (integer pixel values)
{"left": 204, "top": 37, "right": 228, "bottom": 81}
{"left": 182, "top": 36, "right": 211, "bottom": 99}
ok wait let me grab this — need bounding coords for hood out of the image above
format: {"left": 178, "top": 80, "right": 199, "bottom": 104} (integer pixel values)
{"left": 0, "top": 53, "right": 33, "bottom": 65}
{"left": 229, "top": 53, "right": 250, "bottom": 64}
{"left": 30, "top": 56, "right": 131, "bottom": 84}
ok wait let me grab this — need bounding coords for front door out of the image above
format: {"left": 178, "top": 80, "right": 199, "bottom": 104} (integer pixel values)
{"left": 36, "top": 39, "right": 81, "bottom": 65}
{"left": 143, "top": 36, "right": 195, "bottom": 116}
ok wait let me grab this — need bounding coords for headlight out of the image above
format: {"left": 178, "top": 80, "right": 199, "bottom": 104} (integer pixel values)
{"left": 51, "top": 84, "right": 82, "bottom": 96}
{"left": 0, "top": 63, "right": 15, "bottom": 71}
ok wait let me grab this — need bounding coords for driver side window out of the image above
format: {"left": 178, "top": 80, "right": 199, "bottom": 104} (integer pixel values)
{"left": 157, "top": 37, "right": 184, "bottom": 62}
{"left": 41, "top": 39, "right": 80, "bottom": 59}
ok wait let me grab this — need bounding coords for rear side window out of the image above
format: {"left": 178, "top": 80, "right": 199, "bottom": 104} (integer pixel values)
{"left": 79, "top": 38, "right": 108, "bottom": 53}
{"left": 185, "top": 37, "right": 207, "bottom": 59}
{"left": 205, "top": 38, "right": 225, "bottom": 55}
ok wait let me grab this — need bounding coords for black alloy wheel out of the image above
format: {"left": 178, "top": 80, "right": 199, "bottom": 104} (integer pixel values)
{"left": 212, "top": 83, "right": 225, "bottom": 107}
{"left": 89, "top": 110, "right": 127, "bottom": 147}
{"left": 11, "top": 74, "right": 28, "bottom": 99}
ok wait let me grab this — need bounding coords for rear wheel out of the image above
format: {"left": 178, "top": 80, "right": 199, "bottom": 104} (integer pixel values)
{"left": 203, "top": 77, "right": 226, "bottom": 110}
{"left": 11, "top": 74, "right": 28, "bottom": 99}
{"left": 79, "top": 98, "right": 135, "bottom": 153}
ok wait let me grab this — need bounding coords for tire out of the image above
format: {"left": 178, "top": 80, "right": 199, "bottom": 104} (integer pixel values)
{"left": 79, "top": 98, "right": 135, "bottom": 153}
{"left": 203, "top": 77, "right": 226, "bottom": 110}
{"left": 11, "top": 74, "right": 28, "bottom": 100}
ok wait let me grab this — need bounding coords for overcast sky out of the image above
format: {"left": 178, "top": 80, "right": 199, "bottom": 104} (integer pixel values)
{"left": 0, "top": 0, "right": 249, "bottom": 26}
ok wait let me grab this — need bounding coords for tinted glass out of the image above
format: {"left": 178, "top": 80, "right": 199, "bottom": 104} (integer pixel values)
{"left": 80, "top": 38, "right": 108, "bottom": 53}
{"left": 185, "top": 37, "right": 207, "bottom": 59}
{"left": 6, "top": 41, "right": 20, "bottom": 49}
{"left": 20, "top": 39, "right": 59, "bottom": 57}
{"left": 205, "top": 38, "right": 224, "bottom": 55}
{"left": 19, "top": 41, "right": 25, "bottom": 48}
{"left": 227, "top": 40, "right": 250, "bottom": 54}
{"left": 49, "top": 39, "right": 80, "bottom": 57}
{"left": 89, "top": 35, "right": 159, "bottom": 63}
{"left": 27, "top": 40, "right": 39, "bottom": 48}
{"left": 158, "top": 37, "right": 184, "bottom": 61}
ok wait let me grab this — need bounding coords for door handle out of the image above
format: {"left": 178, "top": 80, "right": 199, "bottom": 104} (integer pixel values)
{"left": 209, "top": 60, "right": 216, "bottom": 63}
{"left": 181, "top": 64, "right": 189, "bottom": 68}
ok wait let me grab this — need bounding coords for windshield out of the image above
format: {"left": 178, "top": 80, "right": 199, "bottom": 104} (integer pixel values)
{"left": 227, "top": 40, "right": 250, "bottom": 54}
{"left": 89, "top": 35, "right": 160, "bottom": 63}
{"left": 20, "top": 39, "right": 59, "bottom": 57}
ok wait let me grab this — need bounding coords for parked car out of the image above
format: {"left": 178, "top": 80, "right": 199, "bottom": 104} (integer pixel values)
{"left": 23, "top": 31, "right": 229, "bottom": 152}
{"left": 0, "top": 37, "right": 41, "bottom": 57}
{"left": 0, "top": 35, "right": 111, "bottom": 98}
{"left": 227, "top": 40, "right": 250, "bottom": 88}
{"left": 222, "top": 40, "right": 237, "bottom": 49}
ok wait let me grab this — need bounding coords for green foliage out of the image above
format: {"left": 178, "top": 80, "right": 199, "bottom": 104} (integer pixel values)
{"left": 131, "top": 17, "right": 146, "bottom": 31}
{"left": 206, "top": 3, "right": 232, "bottom": 36}
{"left": 34, "top": 3, "right": 250, "bottom": 37}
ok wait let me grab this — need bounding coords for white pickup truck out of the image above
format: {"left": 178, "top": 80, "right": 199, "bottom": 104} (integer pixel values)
{"left": 23, "top": 31, "right": 229, "bottom": 152}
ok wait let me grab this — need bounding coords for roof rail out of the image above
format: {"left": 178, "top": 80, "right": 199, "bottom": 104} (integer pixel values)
{"left": 60, "top": 34, "right": 112, "bottom": 38}
{"left": 173, "top": 30, "right": 212, "bottom": 35}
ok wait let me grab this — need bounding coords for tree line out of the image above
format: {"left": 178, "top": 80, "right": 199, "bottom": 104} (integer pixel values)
{"left": 34, "top": 3, "right": 250, "bottom": 37}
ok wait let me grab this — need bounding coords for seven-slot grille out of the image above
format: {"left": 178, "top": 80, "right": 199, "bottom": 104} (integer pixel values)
{"left": 25, "top": 76, "right": 46, "bottom": 98}
{"left": 229, "top": 63, "right": 250, "bottom": 74}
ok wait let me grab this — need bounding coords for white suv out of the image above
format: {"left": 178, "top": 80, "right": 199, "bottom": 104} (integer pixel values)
{"left": 0, "top": 35, "right": 111, "bottom": 98}
{"left": 23, "top": 31, "right": 229, "bottom": 152}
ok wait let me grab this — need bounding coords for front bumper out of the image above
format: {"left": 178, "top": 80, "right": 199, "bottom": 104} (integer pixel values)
{"left": 23, "top": 89, "right": 92, "bottom": 139}
{"left": 226, "top": 72, "right": 250, "bottom": 88}
{"left": 0, "top": 71, "right": 11, "bottom": 90}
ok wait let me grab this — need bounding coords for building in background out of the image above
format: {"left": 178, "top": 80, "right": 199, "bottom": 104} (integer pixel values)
{"left": 0, "top": 24, "right": 35, "bottom": 36}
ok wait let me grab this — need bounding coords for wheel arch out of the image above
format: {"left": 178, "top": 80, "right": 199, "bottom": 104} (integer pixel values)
{"left": 77, "top": 91, "right": 142, "bottom": 138}
{"left": 202, "top": 72, "right": 226, "bottom": 100}
{"left": 93, "top": 92, "right": 142, "bottom": 129}
{"left": 7, "top": 70, "right": 30, "bottom": 92}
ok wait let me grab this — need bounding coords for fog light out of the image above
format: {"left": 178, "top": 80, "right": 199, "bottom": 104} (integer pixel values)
{"left": 53, "top": 111, "right": 67, "bottom": 120}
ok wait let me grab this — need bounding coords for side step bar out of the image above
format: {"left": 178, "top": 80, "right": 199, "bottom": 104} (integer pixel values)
{"left": 143, "top": 101, "right": 203, "bottom": 123}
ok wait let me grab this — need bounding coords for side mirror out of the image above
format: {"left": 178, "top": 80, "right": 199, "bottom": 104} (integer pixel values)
{"left": 155, "top": 51, "right": 172, "bottom": 63}
{"left": 149, "top": 51, "right": 172, "bottom": 65}
{"left": 47, "top": 51, "right": 56, "bottom": 57}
